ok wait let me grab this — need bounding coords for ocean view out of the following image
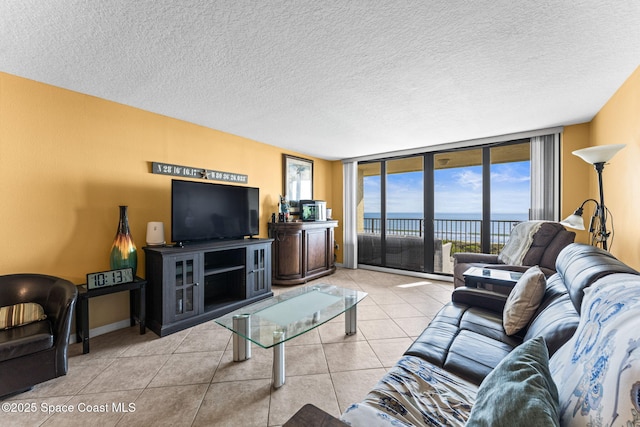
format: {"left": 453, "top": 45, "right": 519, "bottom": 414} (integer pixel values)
{"left": 364, "top": 212, "right": 529, "bottom": 221}
{"left": 363, "top": 212, "right": 528, "bottom": 243}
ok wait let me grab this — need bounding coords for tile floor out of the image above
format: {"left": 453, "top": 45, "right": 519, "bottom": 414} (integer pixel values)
{"left": 3, "top": 268, "right": 453, "bottom": 427}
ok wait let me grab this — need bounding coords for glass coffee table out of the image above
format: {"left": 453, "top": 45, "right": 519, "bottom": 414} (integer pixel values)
{"left": 215, "top": 284, "right": 367, "bottom": 388}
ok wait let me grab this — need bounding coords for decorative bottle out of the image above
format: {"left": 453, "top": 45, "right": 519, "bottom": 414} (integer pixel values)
{"left": 110, "top": 205, "right": 138, "bottom": 276}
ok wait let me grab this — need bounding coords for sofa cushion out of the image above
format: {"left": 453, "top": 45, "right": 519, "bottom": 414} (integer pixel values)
{"left": 406, "top": 302, "right": 522, "bottom": 385}
{"left": 550, "top": 273, "right": 640, "bottom": 426}
{"left": 466, "top": 336, "right": 559, "bottom": 427}
{"left": 0, "top": 302, "right": 47, "bottom": 329}
{"left": 341, "top": 355, "right": 477, "bottom": 427}
{"left": 503, "top": 266, "right": 546, "bottom": 335}
{"left": 555, "top": 243, "right": 638, "bottom": 313}
{"left": 521, "top": 222, "right": 561, "bottom": 265}
{"left": 524, "top": 273, "right": 580, "bottom": 356}
{"left": 538, "top": 229, "right": 576, "bottom": 271}
{"left": 460, "top": 308, "right": 521, "bottom": 345}
{"left": 521, "top": 222, "right": 574, "bottom": 269}
{"left": 406, "top": 320, "right": 462, "bottom": 367}
{"left": 0, "top": 320, "right": 54, "bottom": 362}
{"left": 444, "top": 330, "right": 516, "bottom": 385}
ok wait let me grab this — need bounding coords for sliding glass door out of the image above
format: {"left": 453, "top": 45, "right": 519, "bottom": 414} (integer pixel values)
{"left": 433, "top": 150, "right": 483, "bottom": 270}
{"left": 356, "top": 140, "right": 533, "bottom": 274}
{"left": 385, "top": 157, "right": 424, "bottom": 271}
{"left": 489, "top": 143, "right": 531, "bottom": 253}
{"left": 357, "top": 156, "right": 428, "bottom": 272}
{"left": 357, "top": 162, "right": 382, "bottom": 266}
{"left": 433, "top": 142, "right": 531, "bottom": 259}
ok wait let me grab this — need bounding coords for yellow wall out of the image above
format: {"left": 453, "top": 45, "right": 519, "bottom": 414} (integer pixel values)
{"left": 589, "top": 66, "right": 640, "bottom": 268}
{"left": 560, "top": 123, "right": 592, "bottom": 244}
{"left": 561, "top": 66, "right": 640, "bottom": 269}
{"left": 0, "top": 72, "right": 336, "bottom": 328}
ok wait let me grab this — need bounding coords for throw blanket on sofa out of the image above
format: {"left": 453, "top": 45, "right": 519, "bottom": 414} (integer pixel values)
{"left": 497, "top": 221, "right": 544, "bottom": 266}
{"left": 341, "top": 355, "right": 477, "bottom": 427}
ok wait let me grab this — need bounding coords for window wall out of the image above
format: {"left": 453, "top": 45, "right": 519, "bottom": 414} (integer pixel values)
{"left": 356, "top": 140, "right": 533, "bottom": 274}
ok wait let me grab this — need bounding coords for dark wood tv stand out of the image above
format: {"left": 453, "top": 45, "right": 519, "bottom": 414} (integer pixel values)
{"left": 144, "top": 238, "right": 273, "bottom": 336}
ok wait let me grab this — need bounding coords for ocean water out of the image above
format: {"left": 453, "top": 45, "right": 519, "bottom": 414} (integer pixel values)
{"left": 363, "top": 212, "right": 528, "bottom": 242}
{"left": 364, "top": 212, "right": 529, "bottom": 221}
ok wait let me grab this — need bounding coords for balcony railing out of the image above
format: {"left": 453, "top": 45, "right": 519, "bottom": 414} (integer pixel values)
{"left": 361, "top": 217, "right": 522, "bottom": 254}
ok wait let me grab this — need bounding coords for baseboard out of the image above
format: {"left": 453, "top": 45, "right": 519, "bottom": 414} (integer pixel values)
{"left": 69, "top": 319, "right": 132, "bottom": 344}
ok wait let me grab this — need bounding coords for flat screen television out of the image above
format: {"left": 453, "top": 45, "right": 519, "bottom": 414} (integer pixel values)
{"left": 171, "top": 179, "right": 259, "bottom": 243}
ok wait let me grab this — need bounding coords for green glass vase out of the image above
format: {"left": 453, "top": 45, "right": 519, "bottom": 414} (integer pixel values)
{"left": 110, "top": 205, "right": 138, "bottom": 276}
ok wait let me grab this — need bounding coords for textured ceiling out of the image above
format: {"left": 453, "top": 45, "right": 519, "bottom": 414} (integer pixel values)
{"left": 1, "top": 1, "right": 639, "bottom": 160}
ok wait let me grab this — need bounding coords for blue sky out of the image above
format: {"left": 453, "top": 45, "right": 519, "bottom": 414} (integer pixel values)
{"left": 363, "top": 161, "right": 530, "bottom": 215}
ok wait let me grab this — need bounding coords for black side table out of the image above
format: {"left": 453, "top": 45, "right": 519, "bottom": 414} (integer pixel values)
{"left": 75, "top": 277, "right": 147, "bottom": 354}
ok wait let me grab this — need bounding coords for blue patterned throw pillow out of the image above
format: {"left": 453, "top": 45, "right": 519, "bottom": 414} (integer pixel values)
{"left": 549, "top": 273, "right": 640, "bottom": 427}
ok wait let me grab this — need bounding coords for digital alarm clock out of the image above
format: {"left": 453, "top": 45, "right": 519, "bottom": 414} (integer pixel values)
{"left": 86, "top": 268, "right": 134, "bottom": 290}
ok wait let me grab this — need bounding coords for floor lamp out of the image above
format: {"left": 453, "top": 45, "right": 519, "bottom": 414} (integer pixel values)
{"left": 561, "top": 144, "right": 625, "bottom": 251}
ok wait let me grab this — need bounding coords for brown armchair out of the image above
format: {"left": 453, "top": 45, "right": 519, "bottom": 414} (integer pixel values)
{"left": 453, "top": 222, "right": 575, "bottom": 288}
{"left": 0, "top": 274, "right": 77, "bottom": 398}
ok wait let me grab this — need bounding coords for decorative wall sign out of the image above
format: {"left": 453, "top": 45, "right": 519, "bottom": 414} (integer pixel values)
{"left": 152, "top": 162, "right": 248, "bottom": 184}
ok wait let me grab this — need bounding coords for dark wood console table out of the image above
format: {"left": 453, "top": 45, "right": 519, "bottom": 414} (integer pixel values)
{"left": 76, "top": 277, "right": 147, "bottom": 354}
{"left": 269, "top": 220, "right": 338, "bottom": 285}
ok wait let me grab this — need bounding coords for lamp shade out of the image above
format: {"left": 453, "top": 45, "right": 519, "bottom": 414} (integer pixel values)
{"left": 560, "top": 214, "right": 585, "bottom": 231}
{"left": 572, "top": 144, "right": 626, "bottom": 164}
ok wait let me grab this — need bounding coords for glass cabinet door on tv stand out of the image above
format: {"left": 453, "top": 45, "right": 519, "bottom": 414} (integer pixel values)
{"left": 170, "top": 254, "right": 202, "bottom": 322}
{"left": 247, "top": 243, "right": 271, "bottom": 299}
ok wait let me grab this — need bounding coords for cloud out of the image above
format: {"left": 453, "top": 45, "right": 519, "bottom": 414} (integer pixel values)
{"left": 455, "top": 170, "right": 482, "bottom": 190}
{"left": 491, "top": 164, "right": 530, "bottom": 184}
{"left": 454, "top": 164, "right": 529, "bottom": 190}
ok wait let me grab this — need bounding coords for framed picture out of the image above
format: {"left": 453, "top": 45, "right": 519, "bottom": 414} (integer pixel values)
{"left": 283, "top": 154, "right": 313, "bottom": 210}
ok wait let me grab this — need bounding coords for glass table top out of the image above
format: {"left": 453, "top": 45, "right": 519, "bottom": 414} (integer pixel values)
{"left": 463, "top": 266, "right": 523, "bottom": 282}
{"left": 215, "top": 284, "right": 367, "bottom": 348}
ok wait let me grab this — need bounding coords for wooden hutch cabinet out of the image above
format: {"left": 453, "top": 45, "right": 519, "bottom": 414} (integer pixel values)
{"left": 268, "top": 220, "right": 338, "bottom": 285}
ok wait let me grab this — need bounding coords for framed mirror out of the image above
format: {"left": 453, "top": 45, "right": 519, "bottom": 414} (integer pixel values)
{"left": 283, "top": 154, "right": 313, "bottom": 210}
